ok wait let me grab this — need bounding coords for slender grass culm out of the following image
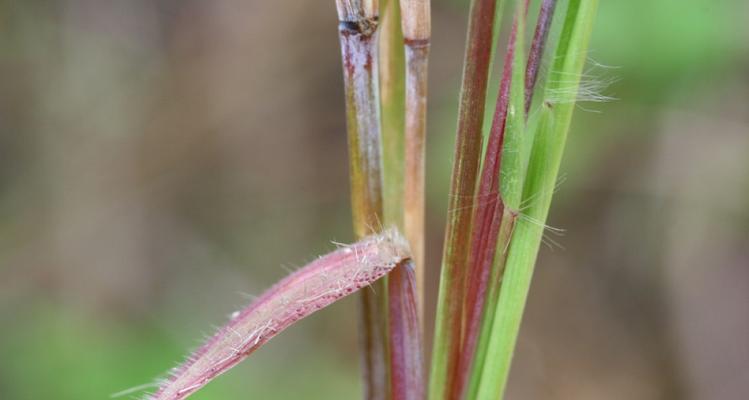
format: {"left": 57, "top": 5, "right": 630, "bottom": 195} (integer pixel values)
{"left": 399, "top": 0, "right": 430, "bottom": 322}
{"left": 476, "top": 2, "right": 600, "bottom": 398}
{"left": 429, "top": 0, "right": 504, "bottom": 397}
{"left": 140, "top": 0, "right": 600, "bottom": 399}
{"left": 334, "top": 2, "right": 391, "bottom": 399}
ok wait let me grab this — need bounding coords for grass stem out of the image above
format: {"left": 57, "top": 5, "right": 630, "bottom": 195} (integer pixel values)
{"left": 463, "top": 1, "right": 562, "bottom": 396}
{"left": 475, "top": 1, "right": 599, "bottom": 398}
{"left": 455, "top": 9, "right": 521, "bottom": 399}
{"left": 379, "top": 0, "right": 406, "bottom": 230}
{"left": 428, "top": 0, "right": 505, "bottom": 398}
{"left": 399, "top": 0, "right": 430, "bottom": 322}
{"left": 335, "top": 2, "right": 389, "bottom": 399}
{"left": 388, "top": 260, "right": 425, "bottom": 400}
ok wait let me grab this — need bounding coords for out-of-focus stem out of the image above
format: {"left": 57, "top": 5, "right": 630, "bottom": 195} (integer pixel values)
{"left": 335, "top": 2, "right": 389, "bottom": 399}
{"left": 399, "top": 0, "right": 430, "bottom": 322}
{"left": 428, "top": 0, "right": 504, "bottom": 399}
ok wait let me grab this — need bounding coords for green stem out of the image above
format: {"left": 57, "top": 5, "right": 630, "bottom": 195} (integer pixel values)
{"left": 499, "top": 3, "right": 526, "bottom": 214}
{"left": 475, "top": 1, "right": 599, "bottom": 399}
{"left": 380, "top": 0, "right": 406, "bottom": 230}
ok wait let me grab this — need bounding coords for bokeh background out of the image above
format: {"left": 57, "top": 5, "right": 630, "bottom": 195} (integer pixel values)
{"left": 1, "top": 0, "right": 747, "bottom": 399}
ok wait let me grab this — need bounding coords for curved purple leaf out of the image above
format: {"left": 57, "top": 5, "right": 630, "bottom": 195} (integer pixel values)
{"left": 148, "top": 229, "right": 411, "bottom": 400}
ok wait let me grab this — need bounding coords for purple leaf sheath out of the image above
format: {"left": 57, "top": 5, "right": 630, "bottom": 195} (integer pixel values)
{"left": 148, "top": 229, "right": 411, "bottom": 400}
{"left": 388, "top": 260, "right": 425, "bottom": 400}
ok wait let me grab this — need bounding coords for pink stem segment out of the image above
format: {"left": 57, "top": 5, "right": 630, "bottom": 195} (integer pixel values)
{"left": 388, "top": 260, "right": 425, "bottom": 400}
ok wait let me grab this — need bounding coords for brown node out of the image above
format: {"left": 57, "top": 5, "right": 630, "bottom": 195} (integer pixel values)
{"left": 339, "top": 16, "right": 379, "bottom": 37}
{"left": 404, "top": 38, "right": 431, "bottom": 49}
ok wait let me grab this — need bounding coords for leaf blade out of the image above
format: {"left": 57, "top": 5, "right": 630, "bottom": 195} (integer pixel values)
{"left": 149, "top": 230, "right": 411, "bottom": 400}
{"left": 475, "top": 1, "right": 600, "bottom": 398}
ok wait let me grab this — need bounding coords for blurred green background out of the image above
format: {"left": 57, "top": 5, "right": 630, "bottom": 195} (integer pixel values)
{"left": 0, "top": 0, "right": 747, "bottom": 399}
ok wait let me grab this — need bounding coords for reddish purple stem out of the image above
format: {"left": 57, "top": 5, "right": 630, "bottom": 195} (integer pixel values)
{"left": 436, "top": 0, "right": 502, "bottom": 396}
{"left": 388, "top": 261, "right": 425, "bottom": 400}
{"left": 454, "top": 1, "right": 559, "bottom": 398}
{"left": 451, "top": 17, "right": 518, "bottom": 400}
{"left": 525, "top": 0, "right": 558, "bottom": 114}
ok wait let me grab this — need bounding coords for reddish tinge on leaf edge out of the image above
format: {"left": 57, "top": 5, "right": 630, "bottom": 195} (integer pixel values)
{"left": 146, "top": 229, "right": 411, "bottom": 400}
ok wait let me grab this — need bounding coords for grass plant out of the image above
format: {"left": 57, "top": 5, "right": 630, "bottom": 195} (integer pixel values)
{"left": 143, "top": 1, "right": 601, "bottom": 399}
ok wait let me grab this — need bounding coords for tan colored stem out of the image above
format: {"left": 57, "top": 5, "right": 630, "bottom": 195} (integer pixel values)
{"left": 339, "top": 24, "right": 383, "bottom": 236}
{"left": 400, "top": 0, "right": 430, "bottom": 41}
{"left": 402, "top": 40, "right": 429, "bottom": 320}
{"left": 336, "top": 0, "right": 379, "bottom": 22}
{"left": 337, "top": 5, "right": 388, "bottom": 399}
{"left": 399, "top": 0, "right": 430, "bottom": 328}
